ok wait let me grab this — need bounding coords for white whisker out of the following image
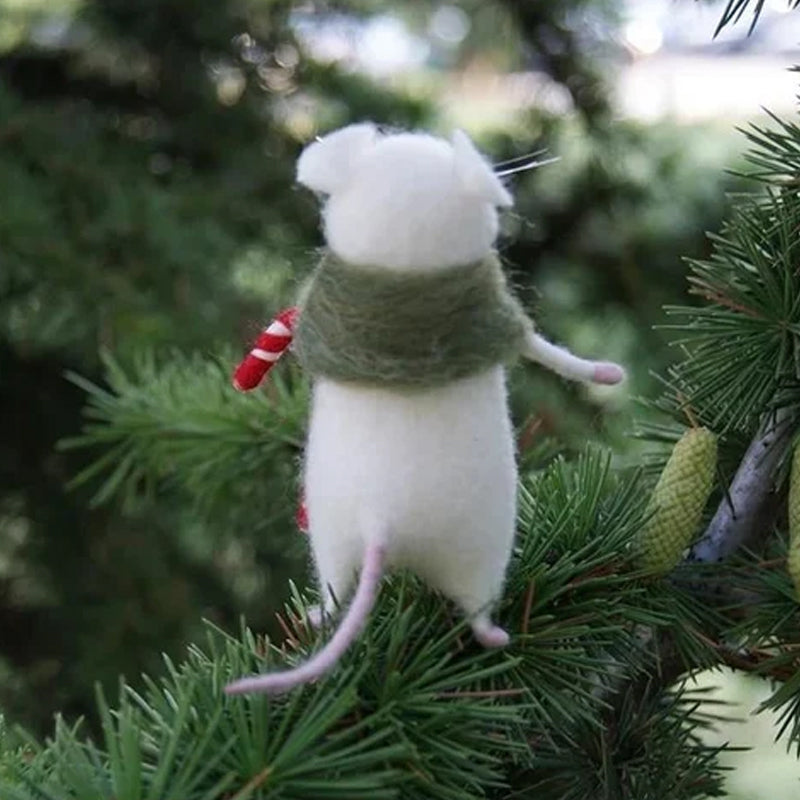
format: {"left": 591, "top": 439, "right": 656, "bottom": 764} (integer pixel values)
{"left": 493, "top": 148, "right": 549, "bottom": 169}
{"left": 495, "top": 156, "right": 561, "bottom": 177}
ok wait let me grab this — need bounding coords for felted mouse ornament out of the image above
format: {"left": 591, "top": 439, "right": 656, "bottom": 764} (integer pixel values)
{"left": 226, "top": 124, "right": 625, "bottom": 695}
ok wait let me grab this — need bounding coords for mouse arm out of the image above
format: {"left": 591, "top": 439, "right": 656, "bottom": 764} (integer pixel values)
{"left": 520, "top": 329, "right": 626, "bottom": 385}
{"left": 232, "top": 306, "right": 299, "bottom": 391}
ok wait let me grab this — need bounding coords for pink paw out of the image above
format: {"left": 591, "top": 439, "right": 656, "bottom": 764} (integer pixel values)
{"left": 472, "top": 623, "right": 510, "bottom": 649}
{"left": 592, "top": 362, "right": 626, "bottom": 385}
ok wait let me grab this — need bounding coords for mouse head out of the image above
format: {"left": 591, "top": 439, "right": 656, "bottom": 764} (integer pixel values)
{"left": 297, "top": 124, "right": 512, "bottom": 271}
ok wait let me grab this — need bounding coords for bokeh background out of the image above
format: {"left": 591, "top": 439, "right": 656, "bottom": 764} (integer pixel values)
{"left": 1, "top": 0, "right": 799, "bottom": 796}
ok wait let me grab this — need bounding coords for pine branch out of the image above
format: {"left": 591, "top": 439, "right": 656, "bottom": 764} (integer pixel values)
{"left": 1, "top": 451, "right": 733, "bottom": 799}
{"left": 61, "top": 351, "right": 307, "bottom": 515}
{"left": 610, "top": 94, "right": 800, "bottom": 762}
{"left": 689, "top": 409, "right": 794, "bottom": 563}
{"left": 595, "top": 457, "right": 787, "bottom": 781}
{"left": 617, "top": 394, "right": 795, "bottom": 738}
{"left": 659, "top": 188, "right": 800, "bottom": 434}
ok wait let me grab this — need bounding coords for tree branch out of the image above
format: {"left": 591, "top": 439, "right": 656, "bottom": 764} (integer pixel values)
{"left": 689, "top": 409, "right": 794, "bottom": 564}
{"left": 604, "top": 410, "right": 796, "bottom": 723}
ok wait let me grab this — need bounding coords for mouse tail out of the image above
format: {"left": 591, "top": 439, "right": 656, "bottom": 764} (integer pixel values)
{"left": 225, "top": 540, "right": 386, "bottom": 695}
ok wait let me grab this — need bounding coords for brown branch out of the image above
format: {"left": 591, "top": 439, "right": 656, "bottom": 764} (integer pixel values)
{"left": 230, "top": 766, "right": 273, "bottom": 799}
{"left": 521, "top": 578, "right": 536, "bottom": 635}
{"left": 693, "top": 629, "right": 799, "bottom": 682}
{"left": 274, "top": 612, "right": 300, "bottom": 650}
{"left": 688, "top": 279, "right": 764, "bottom": 319}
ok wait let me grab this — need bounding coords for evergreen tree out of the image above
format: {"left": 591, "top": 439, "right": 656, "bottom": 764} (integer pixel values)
{"left": 5, "top": 1, "right": 798, "bottom": 798}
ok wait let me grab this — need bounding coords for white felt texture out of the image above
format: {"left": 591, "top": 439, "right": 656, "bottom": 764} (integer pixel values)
{"left": 304, "top": 367, "right": 517, "bottom": 626}
{"left": 300, "top": 128, "right": 519, "bottom": 653}
{"left": 521, "top": 330, "right": 627, "bottom": 385}
{"left": 296, "top": 123, "right": 379, "bottom": 195}
{"left": 320, "top": 131, "right": 508, "bottom": 270}
{"left": 451, "top": 129, "right": 513, "bottom": 208}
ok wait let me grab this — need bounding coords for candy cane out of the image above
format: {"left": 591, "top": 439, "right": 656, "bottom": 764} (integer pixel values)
{"left": 232, "top": 307, "right": 299, "bottom": 391}
{"left": 233, "top": 306, "right": 308, "bottom": 532}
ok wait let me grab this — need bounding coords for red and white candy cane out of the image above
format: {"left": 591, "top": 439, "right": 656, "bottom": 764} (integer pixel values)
{"left": 232, "top": 307, "right": 299, "bottom": 391}
{"left": 233, "top": 306, "right": 309, "bottom": 532}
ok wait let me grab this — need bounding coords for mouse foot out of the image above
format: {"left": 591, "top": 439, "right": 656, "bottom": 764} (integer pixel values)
{"left": 472, "top": 620, "right": 510, "bottom": 648}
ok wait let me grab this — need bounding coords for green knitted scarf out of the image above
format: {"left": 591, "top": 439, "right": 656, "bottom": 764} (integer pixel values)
{"left": 292, "top": 251, "right": 530, "bottom": 388}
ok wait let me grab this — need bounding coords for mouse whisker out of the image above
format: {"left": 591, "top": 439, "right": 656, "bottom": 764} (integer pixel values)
{"left": 493, "top": 148, "right": 549, "bottom": 170}
{"left": 495, "top": 156, "right": 561, "bottom": 177}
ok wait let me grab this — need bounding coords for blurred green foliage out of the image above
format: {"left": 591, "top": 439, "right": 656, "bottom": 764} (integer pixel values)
{"left": 0, "top": 0, "right": 742, "bottom": 735}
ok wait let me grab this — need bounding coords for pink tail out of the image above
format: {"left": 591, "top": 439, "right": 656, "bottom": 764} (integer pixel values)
{"left": 224, "top": 541, "right": 385, "bottom": 695}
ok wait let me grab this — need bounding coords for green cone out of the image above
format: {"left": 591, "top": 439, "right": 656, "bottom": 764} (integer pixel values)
{"left": 787, "top": 445, "right": 800, "bottom": 600}
{"left": 636, "top": 427, "right": 718, "bottom": 574}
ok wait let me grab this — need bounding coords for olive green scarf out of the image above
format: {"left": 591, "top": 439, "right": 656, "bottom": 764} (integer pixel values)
{"left": 292, "top": 250, "right": 530, "bottom": 388}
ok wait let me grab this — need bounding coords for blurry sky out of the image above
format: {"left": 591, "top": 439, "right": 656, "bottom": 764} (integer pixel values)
{"left": 291, "top": 0, "right": 800, "bottom": 124}
{"left": 3, "top": 0, "right": 799, "bottom": 128}
{"left": 619, "top": 0, "right": 800, "bottom": 119}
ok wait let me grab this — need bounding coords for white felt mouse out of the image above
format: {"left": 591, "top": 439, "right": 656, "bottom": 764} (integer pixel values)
{"left": 226, "top": 123, "right": 625, "bottom": 695}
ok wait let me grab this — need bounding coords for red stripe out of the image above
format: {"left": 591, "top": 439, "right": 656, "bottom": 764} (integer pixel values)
{"left": 232, "top": 306, "right": 301, "bottom": 391}
{"left": 277, "top": 307, "right": 299, "bottom": 330}
{"left": 233, "top": 356, "right": 271, "bottom": 391}
{"left": 252, "top": 331, "right": 292, "bottom": 353}
{"left": 295, "top": 499, "right": 308, "bottom": 533}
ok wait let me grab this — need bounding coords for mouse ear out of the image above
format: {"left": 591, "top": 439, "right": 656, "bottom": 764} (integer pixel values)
{"left": 452, "top": 129, "right": 513, "bottom": 208}
{"left": 296, "top": 123, "right": 380, "bottom": 194}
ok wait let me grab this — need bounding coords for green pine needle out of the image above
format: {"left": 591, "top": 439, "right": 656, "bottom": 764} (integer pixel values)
{"left": 656, "top": 186, "right": 800, "bottom": 432}
{"left": 61, "top": 351, "right": 308, "bottom": 517}
{"left": 0, "top": 448, "right": 739, "bottom": 800}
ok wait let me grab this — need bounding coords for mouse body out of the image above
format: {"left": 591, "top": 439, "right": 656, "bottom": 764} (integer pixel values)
{"left": 226, "top": 124, "right": 625, "bottom": 695}
{"left": 306, "top": 364, "right": 516, "bottom": 648}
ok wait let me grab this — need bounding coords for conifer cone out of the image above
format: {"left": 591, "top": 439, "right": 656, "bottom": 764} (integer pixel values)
{"left": 636, "top": 427, "right": 718, "bottom": 574}
{"left": 787, "top": 445, "right": 800, "bottom": 600}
